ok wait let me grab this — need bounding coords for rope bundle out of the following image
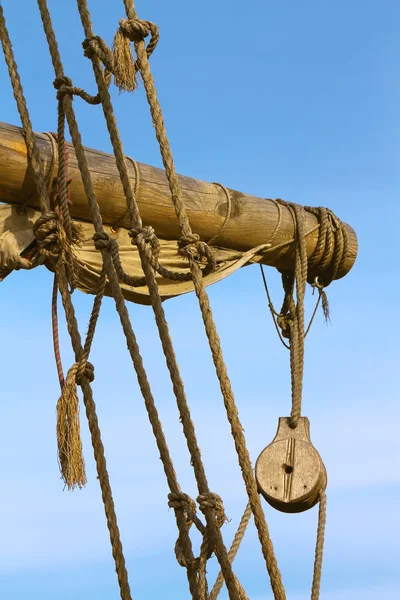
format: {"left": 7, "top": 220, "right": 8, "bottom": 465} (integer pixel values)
{"left": 0, "top": 1, "right": 350, "bottom": 598}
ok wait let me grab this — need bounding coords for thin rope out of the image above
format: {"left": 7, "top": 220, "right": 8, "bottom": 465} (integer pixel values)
{"left": 0, "top": 1, "right": 337, "bottom": 598}
{"left": 268, "top": 199, "right": 283, "bottom": 246}
{"left": 207, "top": 183, "right": 232, "bottom": 246}
{"left": 260, "top": 265, "right": 324, "bottom": 349}
{"left": 209, "top": 502, "right": 253, "bottom": 600}
{"left": 75, "top": 2, "right": 248, "bottom": 598}
{"left": 52, "top": 273, "right": 65, "bottom": 389}
{"left": 311, "top": 491, "right": 327, "bottom": 600}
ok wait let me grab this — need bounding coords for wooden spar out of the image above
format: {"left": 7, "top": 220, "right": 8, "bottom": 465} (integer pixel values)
{"left": 0, "top": 121, "right": 357, "bottom": 279}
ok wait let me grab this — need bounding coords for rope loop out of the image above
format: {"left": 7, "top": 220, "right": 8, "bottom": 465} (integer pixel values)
{"left": 54, "top": 74, "right": 105, "bottom": 105}
{"left": 168, "top": 493, "right": 199, "bottom": 570}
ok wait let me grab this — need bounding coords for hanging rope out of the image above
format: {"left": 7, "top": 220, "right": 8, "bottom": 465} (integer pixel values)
{"left": 37, "top": 1, "right": 241, "bottom": 598}
{"left": 0, "top": 5, "right": 133, "bottom": 598}
{"left": 0, "top": 1, "right": 349, "bottom": 598}
{"left": 258, "top": 200, "right": 330, "bottom": 600}
{"left": 109, "top": 3, "right": 286, "bottom": 598}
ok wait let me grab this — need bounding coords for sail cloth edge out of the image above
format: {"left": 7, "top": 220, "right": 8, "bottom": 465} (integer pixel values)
{"left": 0, "top": 203, "right": 265, "bottom": 305}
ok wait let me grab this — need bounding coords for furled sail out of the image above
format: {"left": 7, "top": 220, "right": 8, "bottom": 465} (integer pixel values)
{"left": 0, "top": 203, "right": 268, "bottom": 304}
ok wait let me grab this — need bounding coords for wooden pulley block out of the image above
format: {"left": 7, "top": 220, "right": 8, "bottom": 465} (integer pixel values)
{"left": 255, "top": 417, "right": 327, "bottom": 514}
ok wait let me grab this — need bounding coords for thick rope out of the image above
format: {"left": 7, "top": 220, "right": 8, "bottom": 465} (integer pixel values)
{"left": 2, "top": 0, "right": 334, "bottom": 597}
{"left": 115, "top": 3, "right": 286, "bottom": 598}
{"left": 55, "top": 258, "right": 132, "bottom": 599}
{"left": 260, "top": 200, "right": 328, "bottom": 599}
{"left": 73, "top": 2, "right": 246, "bottom": 598}
{"left": 37, "top": 2, "right": 232, "bottom": 597}
{"left": 1, "top": 5, "right": 133, "bottom": 598}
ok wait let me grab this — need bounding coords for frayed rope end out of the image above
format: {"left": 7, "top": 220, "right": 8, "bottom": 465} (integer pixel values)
{"left": 112, "top": 28, "right": 137, "bottom": 93}
{"left": 56, "top": 366, "right": 87, "bottom": 490}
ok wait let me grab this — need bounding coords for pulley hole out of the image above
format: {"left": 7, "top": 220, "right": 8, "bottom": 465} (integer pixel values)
{"left": 283, "top": 464, "right": 293, "bottom": 475}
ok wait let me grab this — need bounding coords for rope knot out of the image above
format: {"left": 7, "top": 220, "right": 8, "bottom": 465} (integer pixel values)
{"left": 57, "top": 363, "right": 87, "bottom": 490}
{"left": 93, "top": 231, "right": 113, "bottom": 251}
{"left": 168, "top": 492, "right": 197, "bottom": 516}
{"left": 178, "top": 234, "right": 217, "bottom": 273}
{"left": 118, "top": 18, "right": 156, "bottom": 43}
{"left": 129, "top": 225, "right": 156, "bottom": 245}
{"left": 168, "top": 493, "right": 199, "bottom": 569}
{"left": 197, "top": 493, "right": 227, "bottom": 528}
{"left": 33, "top": 211, "right": 61, "bottom": 259}
{"left": 75, "top": 361, "right": 95, "bottom": 385}
{"left": 53, "top": 76, "right": 74, "bottom": 99}
{"left": 83, "top": 36, "right": 114, "bottom": 73}
{"left": 112, "top": 19, "right": 159, "bottom": 92}
{"left": 277, "top": 309, "right": 294, "bottom": 340}
{"left": 129, "top": 225, "right": 160, "bottom": 259}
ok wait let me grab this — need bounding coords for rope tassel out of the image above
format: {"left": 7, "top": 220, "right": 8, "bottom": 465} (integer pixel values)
{"left": 112, "top": 26, "right": 136, "bottom": 92}
{"left": 56, "top": 364, "right": 87, "bottom": 490}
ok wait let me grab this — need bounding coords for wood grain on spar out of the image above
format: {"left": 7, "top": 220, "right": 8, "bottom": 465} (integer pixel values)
{"left": 0, "top": 121, "right": 358, "bottom": 278}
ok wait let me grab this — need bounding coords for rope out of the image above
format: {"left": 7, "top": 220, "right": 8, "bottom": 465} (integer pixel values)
{"left": 268, "top": 199, "right": 283, "bottom": 246}
{"left": 209, "top": 502, "right": 253, "bottom": 600}
{"left": 207, "top": 183, "right": 232, "bottom": 246}
{"left": 311, "top": 491, "right": 327, "bottom": 600}
{"left": 52, "top": 274, "right": 65, "bottom": 389}
{"left": 0, "top": 1, "right": 340, "bottom": 597}
{"left": 260, "top": 199, "right": 328, "bottom": 599}
{"left": 38, "top": 2, "right": 230, "bottom": 597}
{"left": 260, "top": 264, "right": 324, "bottom": 350}
{"left": 78, "top": 1, "right": 241, "bottom": 593}
{"left": 75, "top": 2, "right": 249, "bottom": 598}
{"left": 114, "top": 4, "right": 286, "bottom": 597}
{"left": 1, "top": 4, "right": 133, "bottom": 598}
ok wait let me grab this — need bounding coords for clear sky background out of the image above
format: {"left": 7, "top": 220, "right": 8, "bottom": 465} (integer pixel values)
{"left": 0, "top": 1, "right": 399, "bottom": 599}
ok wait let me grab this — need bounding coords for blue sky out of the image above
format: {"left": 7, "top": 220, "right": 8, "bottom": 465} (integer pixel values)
{"left": 0, "top": 0, "right": 399, "bottom": 599}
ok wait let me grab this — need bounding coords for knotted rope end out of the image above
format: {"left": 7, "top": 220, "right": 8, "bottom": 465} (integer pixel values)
{"left": 56, "top": 365, "right": 87, "bottom": 490}
{"left": 112, "top": 25, "right": 137, "bottom": 93}
{"left": 320, "top": 289, "right": 331, "bottom": 323}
